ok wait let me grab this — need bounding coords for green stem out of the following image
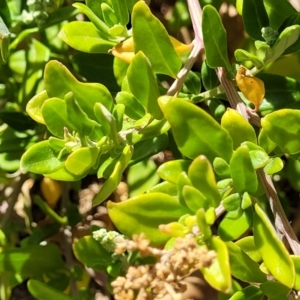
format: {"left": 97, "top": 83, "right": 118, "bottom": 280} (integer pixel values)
{"left": 60, "top": 182, "right": 79, "bottom": 299}
{"left": 34, "top": 195, "right": 68, "bottom": 225}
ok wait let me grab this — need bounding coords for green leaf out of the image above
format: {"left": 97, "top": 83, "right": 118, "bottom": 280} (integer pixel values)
{"left": 258, "top": 74, "right": 300, "bottom": 116}
{"left": 116, "top": 91, "right": 145, "bottom": 120}
{"left": 94, "top": 103, "right": 117, "bottom": 138}
{"left": 58, "top": 21, "right": 116, "bottom": 53}
{"left": 291, "top": 255, "right": 300, "bottom": 290}
{"left": 201, "top": 60, "right": 219, "bottom": 90}
{"left": 0, "top": 16, "right": 10, "bottom": 64}
{"left": 226, "top": 241, "right": 267, "bottom": 283}
{"left": 176, "top": 171, "right": 193, "bottom": 208}
{"left": 260, "top": 281, "right": 291, "bottom": 300}
{"left": 200, "top": 237, "right": 232, "bottom": 293}
{"left": 202, "top": 5, "right": 231, "bottom": 70}
{"left": 241, "top": 0, "right": 269, "bottom": 41}
{"left": 230, "top": 145, "right": 258, "bottom": 193}
{"left": 267, "top": 25, "right": 300, "bottom": 63}
{"left": 207, "top": 99, "right": 226, "bottom": 121}
{"left": 264, "top": 157, "right": 283, "bottom": 175}
{"left": 127, "top": 159, "right": 160, "bottom": 197}
{"left": 218, "top": 208, "right": 253, "bottom": 241}
{"left": 72, "top": 3, "right": 112, "bottom": 39}
{"left": 93, "top": 145, "right": 133, "bottom": 206}
{"left": 127, "top": 51, "right": 163, "bottom": 119}
{"left": 263, "top": 0, "right": 296, "bottom": 29}
{"left": 196, "top": 209, "right": 212, "bottom": 240}
{"left": 44, "top": 60, "right": 113, "bottom": 120}
{"left": 21, "top": 141, "right": 64, "bottom": 175}
{"left": 222, "top": 193, "right": 241, "bottom": 212}
{"left": 188, "top": 155, "right": 220, "bottom": 207}
{"left": 132, "top": 1, "right": 181, "bottom": 77}
{"left": 147, "top": 181, "right": 177, "bottom": 196}
{"left": 261, "top": 109, "right": 300, "bottom": 154}
{"left": 107, "top": 193, "right": 191, "bottom": 245}
{"left": 41, "top": 98, "right": 76, "bottom": 138}
{"left": 258, "top": 128, "right": 277, "bottom": 154}
{"left": 229, "top": 286, "right": 263, "bottom": 300}
{"left": 110, "top": 0, "right": 129, "bottom": 26}
{"left": 221, "top": 109, "right": 257, "bottom": 149}
{"left": 73, "top": 236, "right": 113, "bottom": 272}
{"left": 158, "top": 96, "right": 233, "bottom": 161}
{"left": 183, "top": 71, "right": 201, "bottom": 95}
{"left": 102, "top": 3, "right": 119, "bottom": 28}
{"left": 26, "top": 90, "right": 49, "bottom": 124}
{"left": 213, "top": 157, "right": 231, "bottom": 178}
{"left": 45, "top": 166, "right": 88, "bottom": 181}
{"left": 130, "top": 134, "right": 168, "bottom": 165}
{"left": 253, "top": 204, "right": 295, "bottom": 288}
{"left": 234, "top": 49, "right": 264, "bottom": 68}
{"left": 235, "top": 236, "right": 261, "bottom": 263}
{"left": 249, "top": 150, "right": 269, "bottom": 169}
{"left": 65, "top": 147, "right": 99, "bottom": 176}
{"left": 157, "top": 159, "right": 191, "bottom": 184}
{"left": 28, "top": 280, "right": 73, "bottom": 300}
{"left": 182, "top": 185, "right": 210, "bottom": 212}
{"left": 72, "top": 53, "right": 119, "bottom": 93}
{"left": 65, "top": 92, "right": 101, "bottom": 138}
{"left": 0, "top": 243, "right": 66, "bottom": 277}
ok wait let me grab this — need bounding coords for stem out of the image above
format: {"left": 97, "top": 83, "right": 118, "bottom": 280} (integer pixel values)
{"left": 187, "top": 0, "right": 300, "bottom": 253}
{"left": 257, "top": 170, "right": 300, "bottom": 254}
{"left": 34, "top": 195, "right": 68, "bottom": 225}
{"left": 166, "top": 42, "right": 202, "bottom": 96}
{"left": 60, "top": 182, "right": 79, "bottom": 299}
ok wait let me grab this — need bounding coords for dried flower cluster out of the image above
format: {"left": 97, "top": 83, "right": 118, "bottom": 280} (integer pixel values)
{"left": 111, "top": 234, "right": 216, "bottom": 300}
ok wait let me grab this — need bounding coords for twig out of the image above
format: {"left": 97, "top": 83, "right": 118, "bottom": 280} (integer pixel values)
{"left": 166, "top": 42, "right": 202, "bottom": 96}
{"left": 187, "top": 0, "right": 300, "bottom": 253}
{"left": 258, "top": 170, "right": 300, "bottom": 254}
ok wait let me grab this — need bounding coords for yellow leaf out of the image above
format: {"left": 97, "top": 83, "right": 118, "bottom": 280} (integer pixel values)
{"left": 110, "top": 36, "right": 192, "bottom": 64}
{"left": 40, "top": 177, "right": 62, "bottom": 208}
{"left": 236, "top": 66, "right": 265, "bottom": 111}
{"left": 110, "top": 37, "right": 135, "bottom": 64}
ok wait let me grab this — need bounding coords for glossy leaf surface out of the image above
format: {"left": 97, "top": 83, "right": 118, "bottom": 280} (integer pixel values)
{"left": 107, "top": 193, "right": 191, "bottom": 245}
{"left": 262, "top": 109, "right": 300, "bottom": 154}
{"left": 158, "top": 96, "right": 233, "bottom": 161}
{"left": 188, "top": 155, "right": 220, "bottom": 207}
{"left": 253, "top": 204, "right": 295, "bottom": 288}
{"left": 73, "top": 235, "right": 113, "bottom": 272}
{"left": 58, "top": 21, "right": 116, "bottom": 53}
{"left": 226, "top": 241, "right": 267, "bottom": 283}
{"left": 157, "top": 160, "right": 191, "bottom": 184}
{"left": 20, "top": 141, "right": 63, "bottom": 174}
{"left": 44, "top": 60, "right": 113, "bottom": 120}
{"left": 202, "top": 5, "right": 231, "bottom": 70}
{"left": 132, "top": 1, "right": 181, "bottom": 77}
{"left": 221, "top": 108, "right": 257, "bottom": 149}
{"left": 229, "top": 286, "right": 263, "bottom": 300}
{"left": 230, "top": 146, "right": 258, "bottom": 193}
{"left": 127, "top": 51, "right": 163, "bottom": 119}
{"left": 200, "top": 237, "right": 232, "bottom": 293}
{"left": 218, "top": 208, "right": 252, "bottom": 241}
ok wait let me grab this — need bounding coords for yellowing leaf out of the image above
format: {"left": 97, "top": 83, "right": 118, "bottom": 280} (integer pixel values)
{"left": 236, "top": 66, "right": 265, "bottom": 111}
{"left": 111, "top": 36, "right": 192, "bottom": 64}
{"left": 40, "top": 177, "right": 62, "bottom": 208}
{"left": 169, "top": 35, "right": 193, "bottom": 54}
{"left": 110, "top": 37, "right": 135, "bottom": 64}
